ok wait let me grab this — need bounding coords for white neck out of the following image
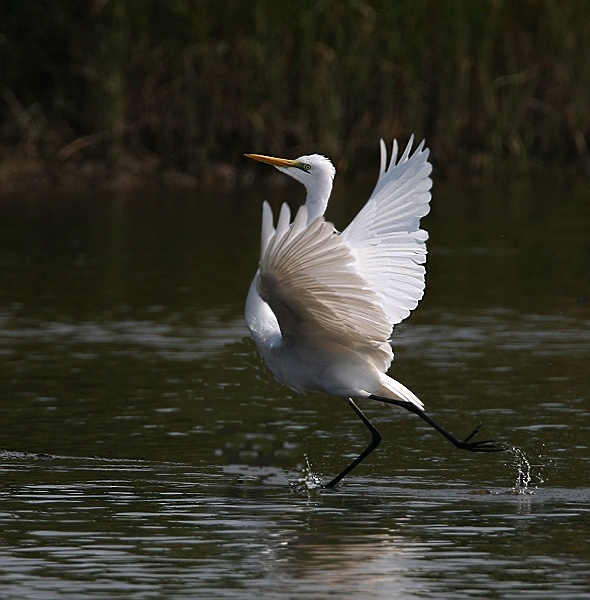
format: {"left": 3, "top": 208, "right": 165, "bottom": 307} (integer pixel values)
{"left": 304, "top": 174, "right": 333, "bottom": 224}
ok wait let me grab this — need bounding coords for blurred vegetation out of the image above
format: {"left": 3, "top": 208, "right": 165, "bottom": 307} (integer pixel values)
{"left": 0, "top": 0, "right": 589, "bottom": 187}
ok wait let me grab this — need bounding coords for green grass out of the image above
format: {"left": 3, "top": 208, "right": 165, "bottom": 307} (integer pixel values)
{"left": 1, "top": 0, "right": 588, "bottom": 179}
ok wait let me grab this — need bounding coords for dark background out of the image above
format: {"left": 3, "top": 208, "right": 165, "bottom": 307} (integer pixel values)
{"left": 1, "top": 0, "right": 589, "bottom": 188}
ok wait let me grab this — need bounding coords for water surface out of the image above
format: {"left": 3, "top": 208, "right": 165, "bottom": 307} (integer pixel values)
{"left": 1, "top": 175, "right": 589, "bottom": 598}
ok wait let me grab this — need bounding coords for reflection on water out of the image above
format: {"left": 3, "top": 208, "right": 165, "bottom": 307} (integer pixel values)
{"left": 2, "top": 452, "right": 590, "bottom": 599}
{"left": 1, "top": 178, "right": 589, "bottom": 598}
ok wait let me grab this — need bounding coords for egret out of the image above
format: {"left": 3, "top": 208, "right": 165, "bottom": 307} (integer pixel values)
{"left": 245, "top": 137, "right": 505, "bottom": 488}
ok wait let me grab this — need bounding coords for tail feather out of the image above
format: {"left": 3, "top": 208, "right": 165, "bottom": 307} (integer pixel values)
{"left": 376, "top": 374, "right": 424, "bottom": 410}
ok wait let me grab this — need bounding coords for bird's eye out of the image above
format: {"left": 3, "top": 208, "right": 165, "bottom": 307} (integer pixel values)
{"left": 303, "top": 163, "right": 311, "bottom": 171}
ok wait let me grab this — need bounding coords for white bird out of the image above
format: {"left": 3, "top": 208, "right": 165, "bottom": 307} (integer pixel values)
{"left": 245, "top": 137, "right": 505, "bottom": 488}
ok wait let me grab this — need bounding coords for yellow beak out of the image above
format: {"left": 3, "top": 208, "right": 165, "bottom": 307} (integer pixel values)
{"left": 244, "top": 153, "right": 299, "bottom": 168}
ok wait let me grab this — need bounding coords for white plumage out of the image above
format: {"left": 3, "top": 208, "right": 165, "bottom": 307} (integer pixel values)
{"left": 244, "top": 137, "right": 504, "bottom": 488}
{"left": 246, "top": 137, "right": 430, "bottom": 405}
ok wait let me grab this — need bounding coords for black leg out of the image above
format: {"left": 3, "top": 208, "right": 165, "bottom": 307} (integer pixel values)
{"left": 368, "top": 395, "right": 506, "bottom": 452}
{"left": 324, "top": 398, "right": 382, "bottom": 489}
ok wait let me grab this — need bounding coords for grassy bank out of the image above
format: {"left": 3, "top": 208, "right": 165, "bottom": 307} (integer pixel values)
{"left": 1, "top": 0, "right": 589, "bottom": 188}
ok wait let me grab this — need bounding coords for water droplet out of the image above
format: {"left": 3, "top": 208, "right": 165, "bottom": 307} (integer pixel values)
{"left": 509, "top": 446, "right": 539, "bottom": 494}
{"left": 289, "top": 454, "right": 323, "bottom": 492}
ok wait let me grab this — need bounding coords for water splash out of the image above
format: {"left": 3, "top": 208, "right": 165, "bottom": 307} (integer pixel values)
{"left": 289, "top": 454, "right": 323, "bottom": 492}
{"left": 508, "top": 446, "right": 543, "bottom": 494}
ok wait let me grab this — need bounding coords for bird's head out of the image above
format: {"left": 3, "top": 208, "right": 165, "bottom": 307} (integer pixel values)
{"left": 245, "top": 152, "right": 335, "bottom": 187}
{"left": 245, "top": 152, "right": 335, "bottom": 222}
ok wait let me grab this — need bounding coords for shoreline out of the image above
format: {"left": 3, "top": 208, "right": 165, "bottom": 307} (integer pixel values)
{"left": 0, "top": 151, "right": 587, "bottom": 197}
{"left": 0, "top": 154, "right": 244, "bottom": 196}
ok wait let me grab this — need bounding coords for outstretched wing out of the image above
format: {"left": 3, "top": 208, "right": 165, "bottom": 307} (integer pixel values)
{"left": 257, "top": 201, "right": 393, "bottom": 370}
{"left": 341, "top": 137, "right": 432, "bottom": 328}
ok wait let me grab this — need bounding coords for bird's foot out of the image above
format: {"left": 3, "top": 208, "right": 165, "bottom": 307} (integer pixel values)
{"left": 456, "top": 423, "right": 507, "bottom": 452}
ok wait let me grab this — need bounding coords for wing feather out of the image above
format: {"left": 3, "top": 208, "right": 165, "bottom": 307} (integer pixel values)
{"left": 342, "top": 137, "right": 432, "bottom": 328}
{"left": 260, "top": 201, "right": 275, "bottom": 257}
{"left": 258, "top": 203, "right": 393, "bottom": 369}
